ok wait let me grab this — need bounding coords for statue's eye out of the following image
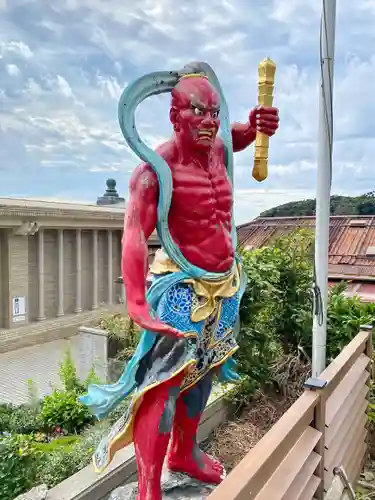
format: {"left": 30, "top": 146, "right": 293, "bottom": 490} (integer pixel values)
{"left": 212, "top": 110, "right": 219, "bottom": 119}
{"left": 193, "top": 107, "right": 204, "bottom": 116}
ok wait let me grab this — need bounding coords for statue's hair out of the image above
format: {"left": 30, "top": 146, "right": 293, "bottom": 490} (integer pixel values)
{"left": 179, "top": 61, "right": 208, "bottom": 79}
{"left": 171, "top": 62, "right": 212, "bottom": 110}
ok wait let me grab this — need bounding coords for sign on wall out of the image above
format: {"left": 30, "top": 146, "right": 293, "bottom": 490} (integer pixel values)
{"left": 12, "top": 296, "right": 26, "bottom": 322}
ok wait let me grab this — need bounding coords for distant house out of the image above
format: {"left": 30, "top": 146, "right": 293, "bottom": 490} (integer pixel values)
{"left": 237, "top": 215, "right": 375, "bottom": 303}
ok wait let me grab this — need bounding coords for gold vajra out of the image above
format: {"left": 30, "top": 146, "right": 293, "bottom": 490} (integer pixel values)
{"left": 252, "top": 57, "right": 276, "bottom": 182}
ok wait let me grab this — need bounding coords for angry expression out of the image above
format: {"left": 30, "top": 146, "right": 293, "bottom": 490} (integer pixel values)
{"left": 170, "top": 76, "right": 220, "bottom": 150}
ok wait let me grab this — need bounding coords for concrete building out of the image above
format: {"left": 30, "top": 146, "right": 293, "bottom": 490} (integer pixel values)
{"left": 0, "top": 196, "right": 127, "bottom": 404}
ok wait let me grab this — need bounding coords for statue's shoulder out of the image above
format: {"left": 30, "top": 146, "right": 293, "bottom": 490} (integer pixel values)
{"left": 155, "top": 139, "right": 178, "bottom": 166}
{"left": 130, "top": 139, "right": 178, "bottom": 192}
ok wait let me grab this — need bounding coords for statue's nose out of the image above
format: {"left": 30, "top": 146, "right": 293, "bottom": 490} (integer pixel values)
{"left": 202, "top": 113, "right": 214, "bottom": 125}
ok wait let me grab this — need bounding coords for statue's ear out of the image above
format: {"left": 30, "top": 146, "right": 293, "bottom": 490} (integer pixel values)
{"left": 169, "top": 106, "right": 180, "bottom": 132}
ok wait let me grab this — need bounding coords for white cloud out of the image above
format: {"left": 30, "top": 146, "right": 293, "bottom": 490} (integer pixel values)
{"left": 56, "top": 75, "right": 73, "bottom": 98}
{"left": 0, "top": 0, "right": 373, "bottom": 220}
{"left": 96, "top": 74, "right": 123, "bottom": 100}
{"left": 6, "top": 63, "right": 19, "bottom": 76}
{"left": 0, "top": 40, "right": 33, "bottom": 58}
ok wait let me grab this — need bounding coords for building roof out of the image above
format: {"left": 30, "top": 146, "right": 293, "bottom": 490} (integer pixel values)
{"left": 237, "top": 215, "right": 375, "bottom": 280}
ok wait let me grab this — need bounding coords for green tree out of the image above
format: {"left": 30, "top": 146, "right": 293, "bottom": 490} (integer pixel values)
{"left": 260, "top": 192, "right": 375, "bottom": 217}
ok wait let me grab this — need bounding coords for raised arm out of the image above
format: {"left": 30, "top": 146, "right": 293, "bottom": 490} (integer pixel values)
{"left": 231, "top": 106, "right": 279, "bottom": 153}
{"left": 122, "top": 164, "right": 182, "bottom": 338}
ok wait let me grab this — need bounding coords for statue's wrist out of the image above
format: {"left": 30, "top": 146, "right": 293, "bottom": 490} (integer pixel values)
{"left": 247, "top": 123, "right": 257, "bottom": 139}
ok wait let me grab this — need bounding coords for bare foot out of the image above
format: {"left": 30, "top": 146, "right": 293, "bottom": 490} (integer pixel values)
{"left": 167, "top": 447, "right": 226, "bottom": 484}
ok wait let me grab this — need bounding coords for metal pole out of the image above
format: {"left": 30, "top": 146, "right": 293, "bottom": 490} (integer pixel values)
{"left": 312, "top": 0, "right": 337, "bottom": 377}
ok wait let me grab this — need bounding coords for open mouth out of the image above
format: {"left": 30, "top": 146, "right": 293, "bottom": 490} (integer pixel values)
{"left": 197, "top": 129, "right": 215, "bottom": 140}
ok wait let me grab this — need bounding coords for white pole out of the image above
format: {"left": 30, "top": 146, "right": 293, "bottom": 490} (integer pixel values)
{"left": 312, "top": 0, "right": 337, "bottom": 377}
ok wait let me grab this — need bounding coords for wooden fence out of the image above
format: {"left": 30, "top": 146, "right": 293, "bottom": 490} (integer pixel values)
{"left": 208, "top": 326, "right": 373, "bottom": 500}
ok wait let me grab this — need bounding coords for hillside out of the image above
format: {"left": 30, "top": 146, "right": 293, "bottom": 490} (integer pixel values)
{"left": 260, "top": 192, "right": 375, "bottom": 218}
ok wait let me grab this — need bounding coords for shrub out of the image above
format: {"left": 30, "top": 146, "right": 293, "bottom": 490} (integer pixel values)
{"left": 233, "top": 230, "right": 314, "bottom": 405}
{"left": 0, "top": 434, "right": 40, "bottom": 500}
{"left": 235, "top": 228, "right": 375, "bottom": 404}
{"left": 8, "top": 406, "right": 43, "bottom": 435}
{"left": 326, "top": 282, "right": 375, "bottom": 361}
{"left": 34, "top": 435, "right": 80, "bottom": 453}
{"left": 0, "top": 404, "right": 12, "bottom": 433}
{"left": 106, "top": 397, "right": 130, "bottom": 425}
{"left": 0, "top": 404, "right": 43, "bottom": 435}
{"left": 99, "top": 313, "right": 141, "bottom": 360}
{"left": 259, "top": 229, "right": 314, "bottom": 355}
{"left": 58, "top": 350, "right": 86, "bottom": 394}
{"left": 36, "top": 421, "right": 110, "bottom": 487}
{"left": 41, "top": 390, "right": 94, "bottom": 434}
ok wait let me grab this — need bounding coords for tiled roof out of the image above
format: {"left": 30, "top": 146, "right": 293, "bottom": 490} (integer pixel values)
{"left": 237, "top": 216, "right": 375, "bottom": 279}
{"left": 328, "top": 280, "right": 375, "bottom": 302}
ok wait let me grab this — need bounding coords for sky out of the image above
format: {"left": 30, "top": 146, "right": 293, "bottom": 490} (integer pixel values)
{"left": 0, "top": 0, "right": 374, "bottom": 224}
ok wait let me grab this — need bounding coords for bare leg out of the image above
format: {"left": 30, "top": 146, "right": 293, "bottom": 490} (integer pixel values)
{"left": 133, "top": 371, "right": 185, "bottom": 500}
{"left": 167, "top": 370, "right": 225, "bottom": 484}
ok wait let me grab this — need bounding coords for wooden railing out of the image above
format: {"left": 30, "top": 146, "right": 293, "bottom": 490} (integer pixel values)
{"left": 208, "top": 326, "right": 373, "bottom": 500}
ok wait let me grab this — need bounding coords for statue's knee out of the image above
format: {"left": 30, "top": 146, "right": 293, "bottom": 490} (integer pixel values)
{"left": 183, "top": 372, "right": 214, "bottom": 418}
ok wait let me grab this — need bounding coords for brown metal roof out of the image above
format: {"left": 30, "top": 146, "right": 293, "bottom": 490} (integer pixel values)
{"left": 237, "top": 215, "right": 375, "bottom": 279}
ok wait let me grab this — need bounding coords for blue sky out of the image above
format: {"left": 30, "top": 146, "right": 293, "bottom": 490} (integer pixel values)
{"left": 0, "top": 0, "right": 374, "bottom": 223}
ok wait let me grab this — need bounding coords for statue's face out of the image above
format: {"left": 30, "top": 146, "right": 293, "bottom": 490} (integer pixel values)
{"left": 171, "top": 77, "right": 220, "bottom": 150}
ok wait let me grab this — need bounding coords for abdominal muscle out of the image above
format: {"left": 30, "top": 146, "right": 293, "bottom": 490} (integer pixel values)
{"left": 169, "top": 218, "right": 235, "bottom": 273}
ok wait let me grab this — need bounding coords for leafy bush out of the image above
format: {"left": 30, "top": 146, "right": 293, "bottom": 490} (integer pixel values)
{"left": 58, "top": 350, "right": 86, "bottom": 394}
{"left": 106, "top": 397, "right": 130, "bottom": 425}
{"left": 233, "top": 230, "right": 314, "bottom": 405}
{"left": 0, "top": 352, "right": 107, "bottom": 499}
{"left": 326, "top": 282, "right": 375, "bottom": 361}
{"left": 8, "top": 406, "right": 43, "bottom": 435}
{"left": 0, "top": 434, "right": 40, "bottom": 500}
{"left": 0, "top": 404, "right": 43, "bottom": 435}
{"left": 99, "top": 313, "right": 141, "bottom": 360}
{"left": 235, "top": 228, "right": 375, "bottom": 405}
{"left": 0, "top": 404, "right": 12, "bottom": 433}
{"left": 36, "top": 421, "right": 110, "bottom": 487}
{"left": 41, "top": 389, "right": 94, "bottom": 434}
{"left": 34, "top": 435, "right": 79, "bottom": 453}
{"left": 38, "top": 350, "right": 101, "bottom": 435}
{"left": 266, "top": 230, "right": 313, "bottom": 354}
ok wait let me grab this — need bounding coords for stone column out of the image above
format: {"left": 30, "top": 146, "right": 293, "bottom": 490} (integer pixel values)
{"left": 107, "top": 230, "right": 113, "bottom": 304}
{"left": 75, "top": 229, "right": 82, "bottom": 313}
{"left": 2, "top": 231, "right": 29, "bottom": 328}
{"left": 57, "top": 229, "right": 64, "bottom": 316}
{"left": 92, "top": 230, "right": 98, "bottom": 309}
{"left": 120, "top": 282, "right": 126, "bottom": 304}
{"left": 37, "top": 229, "right": 46, "bottom": 321}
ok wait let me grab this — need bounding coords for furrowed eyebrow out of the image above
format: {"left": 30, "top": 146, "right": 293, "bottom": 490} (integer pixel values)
{"left": 190, "top": 100, "right": 220, "bottom": 112}
{"left": 190, "top": 99, "right": 205, "bottom": 109}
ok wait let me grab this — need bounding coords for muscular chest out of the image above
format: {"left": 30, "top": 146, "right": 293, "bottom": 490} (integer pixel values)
{"left": 171, "top": 157, "right": 233, "bottom": 217}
